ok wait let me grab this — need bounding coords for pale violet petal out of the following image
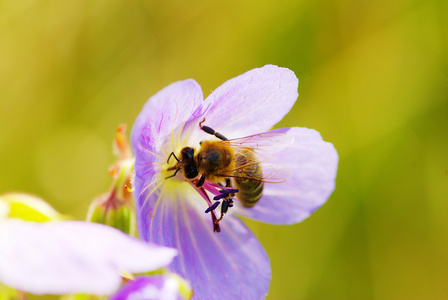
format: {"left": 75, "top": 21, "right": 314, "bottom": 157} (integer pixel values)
{"left": 0, "top": 201, "right": 8, "bottom": 219}
{"left": 0, "top": 220, "right": 177, "bottom": 295}
{"left": 198, "top": 65, "right": 298, "bottom": 139}
{"left": 110, "top": 276, "right": 183, "bottom": 300}
{"left": 235, "top": 127, "right": 338, "bottom": 224}
{"left": 131, "top": 79, "right": 204, "bottom": 210}
{"left": 137, "top": 185, "right": 271, "bottom": 300}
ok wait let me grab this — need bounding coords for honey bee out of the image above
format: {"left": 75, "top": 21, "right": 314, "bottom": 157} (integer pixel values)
{"left": 166, "top": 119, "right": 291, "bottom": 229}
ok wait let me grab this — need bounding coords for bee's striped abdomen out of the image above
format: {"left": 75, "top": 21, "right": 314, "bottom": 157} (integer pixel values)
{"left": 234, "top": 151, "right": 263, "bottom": 207}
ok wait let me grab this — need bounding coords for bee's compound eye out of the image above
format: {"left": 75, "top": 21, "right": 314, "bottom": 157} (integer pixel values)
{"left": 180, "top": 147, "right": 198, "bottom": 179}
{"left": 184, "top": 166, "right": 199, "bottom": 179}
{"left": 181, "top": 147, "right": 195, "bottom": 159}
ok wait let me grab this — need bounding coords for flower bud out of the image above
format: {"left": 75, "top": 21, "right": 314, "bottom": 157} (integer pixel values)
{"left": 0, "top": 193, "right": 65, "bottom": 222}
{"left": 87, "top": 124, "right": 136, "bottom": 235}
{"left": 86, "top": 190, "right": 135, "bottom": 235}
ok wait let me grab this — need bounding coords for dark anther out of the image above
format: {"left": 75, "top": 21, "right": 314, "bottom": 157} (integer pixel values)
{"left": 221, "top": 200, "right": 229, "bottom": 214}
{"left": 214, "top": 188, "right": 238, "bottom": 200}
{"left": 167, "top": 152, "right": 179, "bottom": 164}
{"left": 205, "top": 201, "right": 220, "bottom": 213}
{"left": 218, "top": 189, "right": 239, "bottom": 194}
{"left": 213, "top": 193, "right": 227, "bottom": 201}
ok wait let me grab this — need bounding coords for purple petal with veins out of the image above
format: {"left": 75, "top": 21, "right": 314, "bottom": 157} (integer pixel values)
{"left": 131, "top": 65, "right": 338, "bottom": 299}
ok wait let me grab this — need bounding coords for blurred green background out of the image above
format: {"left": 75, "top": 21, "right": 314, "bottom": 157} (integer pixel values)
{"left": 1, "top": 0, "right": 447, "bottom": 299}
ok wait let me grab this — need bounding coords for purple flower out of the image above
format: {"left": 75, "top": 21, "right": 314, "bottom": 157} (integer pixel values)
{"left": 110, "top": 274, "right": 191, "bottom": 300}
{"left": 0, "top": 219, "right": 177, "bottom": 295}
{"left": 131, "top": 65, "right": 338, "bottom": 299}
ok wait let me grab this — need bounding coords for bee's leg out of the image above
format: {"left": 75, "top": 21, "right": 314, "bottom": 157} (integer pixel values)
{"left": 199, "top": 118, "right": 228, "bottom": 141}
{"left": 225, "top": 178, "right": 236, "bottom": 197}
{"left": 225, "top": 178, "right": 231, "bottom": 187}
{"left": 165, "top": 166, "right": 180, "bottom": 179}
{"left": 196, "top": 174, "right": 206, "bottom": 187}
{"left": 216, "top": 178, "right": 230, "bottom": 188}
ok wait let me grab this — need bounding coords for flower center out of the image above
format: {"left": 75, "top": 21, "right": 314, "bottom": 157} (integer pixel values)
{"left": 196, "top": 181, "right": 239, "bottom": 232}
{"left": 162, "top": 119, "right": 241, "bottom": 233}
{"left": 164, "top": 154, "right": 239, "bottom": 233}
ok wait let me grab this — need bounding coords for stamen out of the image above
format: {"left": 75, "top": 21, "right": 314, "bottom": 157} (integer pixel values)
{"left": 215, "top": 199, "right": 235, "bottom": 224}
{"left": 218, "top": 189, "right": 239, "bottom": 194}
{"left": 199, "top": 180, "right": 239, "bottom": 226}
{"left": 194, "top": 179, "right": 240, "bottom": 231}
{"left": 191, "top": 183, "right": 221, "bottom": 233}
{"left": 213, "top": 193, "right": 227, "bottom": 201}
{"left": 213, "top": 188, "right": 239, "bottom": 200}
{"left": 205, "top": 201, "right": 220, "bottom": 213}
{"left": 210, "top": 210, "right": 220, "bottom": 232}
{"left": 201, "top": 181, "right": 222, "bottom": 195}
{"left": 221, "top": 200, "right": 229, "bottom": 214}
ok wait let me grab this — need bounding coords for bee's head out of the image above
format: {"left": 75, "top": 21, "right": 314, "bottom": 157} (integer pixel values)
{"left": 180, "top": 147, "right": 198, "bottom": 179}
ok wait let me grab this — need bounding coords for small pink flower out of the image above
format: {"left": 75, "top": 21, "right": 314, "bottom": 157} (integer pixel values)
{"left": 131, "top": 65, "right": 338, "bottom": 299}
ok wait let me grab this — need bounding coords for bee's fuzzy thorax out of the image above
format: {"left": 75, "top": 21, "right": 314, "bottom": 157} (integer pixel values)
{"left": 194, "top": 140, "right": 235, "bottom": 183}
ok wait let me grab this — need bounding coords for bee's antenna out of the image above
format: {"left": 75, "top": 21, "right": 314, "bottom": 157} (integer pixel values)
{"left": 199, "top": 119, "right": 228, "bottom": 141}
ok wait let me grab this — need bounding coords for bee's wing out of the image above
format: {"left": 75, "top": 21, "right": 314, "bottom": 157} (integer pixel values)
{"left": 220, "top": 131, "right": 294, "bottom": 183}
{"left": 224, "top": 131, "right": 294, "bottom": 160}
